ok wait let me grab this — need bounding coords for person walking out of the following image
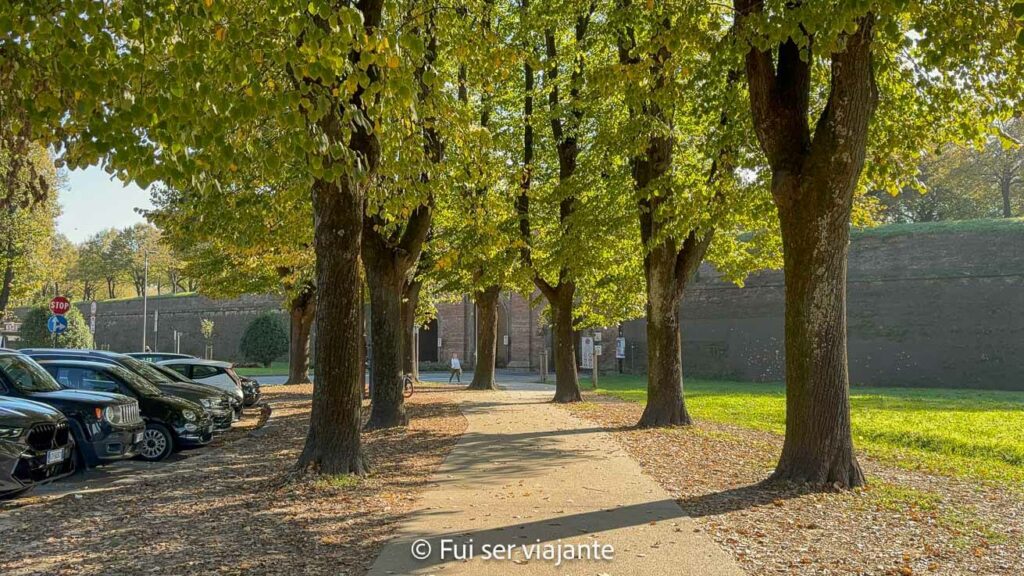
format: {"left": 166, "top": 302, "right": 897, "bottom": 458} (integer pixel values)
{"left": 448, "top": 352, "right": 462, "bottom": 383}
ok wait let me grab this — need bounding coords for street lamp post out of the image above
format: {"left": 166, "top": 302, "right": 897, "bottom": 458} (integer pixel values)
{"left": 141, "top": 251, "right": 148, "bottom": 352}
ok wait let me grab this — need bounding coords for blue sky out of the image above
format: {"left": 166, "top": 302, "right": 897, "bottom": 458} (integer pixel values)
{"left": 57, "top": 166, "right": 153, "bottom": 243}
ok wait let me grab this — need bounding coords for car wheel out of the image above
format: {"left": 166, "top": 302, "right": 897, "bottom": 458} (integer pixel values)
{"left": 137, "top": 423, "right": 174, "bottom": 462}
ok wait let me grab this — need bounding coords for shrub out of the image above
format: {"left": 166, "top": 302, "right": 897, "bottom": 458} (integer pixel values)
{"left": 240, "top": 313, "right": 288, "bottom": 367}
{"left": 17, "top": 304, "right": 93, "bottom": 349}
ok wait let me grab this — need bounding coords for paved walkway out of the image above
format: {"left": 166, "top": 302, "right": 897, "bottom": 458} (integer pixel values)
{"left": 367, "top": 388, "right": 743, "bottom": 576}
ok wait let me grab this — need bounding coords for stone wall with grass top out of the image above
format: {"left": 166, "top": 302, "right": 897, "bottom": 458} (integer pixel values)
{"left": 662, "top": 219, "right": 1024, "bottom": 390}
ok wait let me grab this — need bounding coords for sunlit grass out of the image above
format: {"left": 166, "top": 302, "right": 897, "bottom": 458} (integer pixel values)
{"left": 595, "top": 375, "right": 1024, "bottom": 486}
{"left": 235, "top": 362, "right": 293, "bottom": 377}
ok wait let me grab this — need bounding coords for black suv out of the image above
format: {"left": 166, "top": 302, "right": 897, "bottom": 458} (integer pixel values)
{"left": 147, "top": 362, "right": 242, "bottom": 424}
{"left": 36, "top": 359, "right": 214, "bottom": 462}
{"left": 0, "top": 351, "right": 144, "bottom": 468}
{"left": 0, "top": 397, "right": 76, "bottom": 498}
{"left": 22, "top": 349, "right": 236, "bottom": 431}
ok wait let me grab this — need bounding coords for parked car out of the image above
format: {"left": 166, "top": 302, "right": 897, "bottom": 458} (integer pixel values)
{"left": 125, "top": 352, "right": 196, "bottom": 363}
{"left": 147, "top": 362, "right": 242, "bottom": 421}
{"left": 0, "top": 351, "right": 144, "bottom": 468}
{"left": 157, "top": 359, "right": 258, "bottom": 406}
{"left": 21, "top": 349, "right": 241, "bottom": 421}
{"left": 35, "top": 359, "right": 214, "bottom": 462}
{"left": 239, "top": 377, "right": 261, "bottom": 407}
{"left": 0, "top": 397, "right": 76, "bottom": 499}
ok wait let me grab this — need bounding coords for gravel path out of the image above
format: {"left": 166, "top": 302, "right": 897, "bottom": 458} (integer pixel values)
{"left": 367, "top": 389, "right": 743, "bottom": 576}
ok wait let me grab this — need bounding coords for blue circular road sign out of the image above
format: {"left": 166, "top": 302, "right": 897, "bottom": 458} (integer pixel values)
{"left": 47, "top": 315, "right": 69, "bottom": 334}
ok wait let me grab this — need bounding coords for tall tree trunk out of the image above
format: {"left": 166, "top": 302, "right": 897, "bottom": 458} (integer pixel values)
{"left": 297, "top": 178, "right": 367, "bottom": 475}
{"left": 550, "top": 286, "right": 581, "bottom": 402}
{"left": 287, "top": 286, "right": 316, "bottom": 385}
{"left": 1001, "top": 177, "right": 1013, "bottom": 218}
{"left": 638, "top": 243, "right": 693, "bottom": 427}
{"left": 736, "top": 2, "right": 875, "bottom": 488}
{"left": 772, "top": 181, "right": 863, "bottom": 487}
{"left": 468, "top": 285, "right": 500, "bottom": 390}
{"left": 401, "top": 279, "right": 421, "bottom": 381}
{"left": 106, "top": 278, "right": 116, "bottom": 299}
{"left": 363, "top": 253, "right": 408, "bottom": 430}
{"left": 296, "top": 0, "right": 384, "bottom": 476}
{"left": 0, "top": 260, "right": 14, "bottom": 313}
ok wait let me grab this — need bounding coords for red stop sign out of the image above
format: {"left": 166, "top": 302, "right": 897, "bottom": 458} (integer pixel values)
{"left": 49, "top": 296, "right": 71, "bottom": 316}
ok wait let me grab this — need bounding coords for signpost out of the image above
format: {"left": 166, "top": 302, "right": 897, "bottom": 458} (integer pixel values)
{"left": 580, "top": 336, "right": 594, "bottom": 369}
{"left": 89, "top": 301, "right": 97, "bottom": 336}
{"left": 48, "top": 296, "right": 71, "bottom": 316}
{"left": 47, "top": 315, "right": 68, "bottom": 334}
{"left": 47, "top": 296, "right": 71, "bottom": 347}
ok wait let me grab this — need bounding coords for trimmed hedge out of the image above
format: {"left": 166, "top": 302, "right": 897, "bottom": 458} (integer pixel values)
{"left": 17, "top": 304, "right": 93, "bottom": 349}
{"left": 240, "top": 313, "right": 288, "bottom": 367}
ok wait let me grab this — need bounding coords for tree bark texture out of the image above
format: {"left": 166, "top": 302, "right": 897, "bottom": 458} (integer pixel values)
{"left": 550, "top": 286, "right": 581, "bottom": 403}
{"left": 298, "top": 178, "right": 368, "bottom": 475}
{"left": 287, "top": 285, "right": 316, "bottom": 385}
{"left": 363, "top": 244, "right": 408, "bottom": 430}
{"left": 401, "top": 278, "right": 421, "bottom": 381}
{"left": 296, "top": 0, "right": 384, "bottom": 475}
{"left": 737, "top": 1, "right": 877, "bottom": 487}
{"left": 468, "top": 285, "right": 501, "bottom": 390}
{"left": 1001, "top": 177, "right": 1013, "bottom": 218}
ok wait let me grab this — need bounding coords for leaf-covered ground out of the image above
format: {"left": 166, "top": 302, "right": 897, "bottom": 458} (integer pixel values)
{"left": 0, "top": 384, "right": 466, "bottom": 576}
{"left": 563, "top": 394, "right": 1024, "bottom": 576}
{"left": 594, "top": 375, "right": 1024, "bottom": 485}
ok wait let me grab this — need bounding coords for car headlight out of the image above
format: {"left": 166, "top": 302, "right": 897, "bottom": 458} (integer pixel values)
{"left": 103, "top": 406, "right": 124, "bottom": 425}
{"left": 0, "top": 427, "right": 23, "bottom": 439}
{"left": 182, "top": 409, "right": 197, "bottom": 422}
{"left": 200, "top": 399, "right": 213, "bottom": 409}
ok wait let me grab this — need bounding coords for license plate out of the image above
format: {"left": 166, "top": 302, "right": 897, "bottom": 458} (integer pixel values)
{"left": 46, "top": 448, "right": 64, "bottom": 465}
{"left": 134, "top": 431, "right": 144, "bottom": 443}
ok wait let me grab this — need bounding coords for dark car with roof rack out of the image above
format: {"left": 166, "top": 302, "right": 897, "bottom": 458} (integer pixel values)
{"left": 35, "top": 359, "right": 214, "bottom": 462}
{"left": 0, "top": 351, "right": 144, "bottom": 469}
{"left": 125, "top": 352, "right": 196, "bottom": 363}
{"left": 21, "top": 349, "right": 237, "bottom": 430}
{"left": 0, "top": 396, "right": 76, "bottom": 498}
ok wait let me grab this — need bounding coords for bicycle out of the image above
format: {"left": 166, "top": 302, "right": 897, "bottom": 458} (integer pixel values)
{"left": 402, "top": 374, "right": 415, "bottom": 398}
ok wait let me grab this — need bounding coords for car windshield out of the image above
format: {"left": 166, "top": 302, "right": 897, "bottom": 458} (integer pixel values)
{"left": 0, "top": 355, "right": 63, "bottom": 393}
{"left": 107, "top": 364, "right": 163, "bottom": 396}
{"left": 120, "top": 356, "right": 175, "bottom": 384}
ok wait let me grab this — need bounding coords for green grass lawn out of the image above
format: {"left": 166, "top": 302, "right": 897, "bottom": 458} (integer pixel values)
{"left": 594, "top": 375, "right": 1024, "bottom": 486}
{"left": 235, "top": 361, "right": 293, "bottom": 377}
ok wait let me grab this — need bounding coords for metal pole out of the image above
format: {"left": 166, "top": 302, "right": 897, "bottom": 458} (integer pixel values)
{"left": 141, "top": 252, "right": 149, "bottom": 351}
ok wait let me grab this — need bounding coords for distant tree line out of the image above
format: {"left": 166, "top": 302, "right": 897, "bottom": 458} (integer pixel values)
{"left": 870, "top": 119, "right": 1024, "bottom": 223}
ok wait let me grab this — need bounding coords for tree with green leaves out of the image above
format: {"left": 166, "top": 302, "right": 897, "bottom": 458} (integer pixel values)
{"left": 928, "top": 120, "right": 1023, "bottom": 219}
{"left": 0, "top": 143, "right": 60, "bottom": 313}
{"left": 731, "top": 0, "right": 1024, "bottom": 487}
{"left": 108, "top": 223, "right": 170, "bottom": 297}
{"left": 147, "top": 163, "right": 317, "bottom": 386}
{"left": 509, "top": 0, "right": 646, "bottom": 403}
{"left": 604, "top": 1, "right": 780, "bottom": 427}
{"left": 3, "top": 0, "right": 439, "bottom": 474}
